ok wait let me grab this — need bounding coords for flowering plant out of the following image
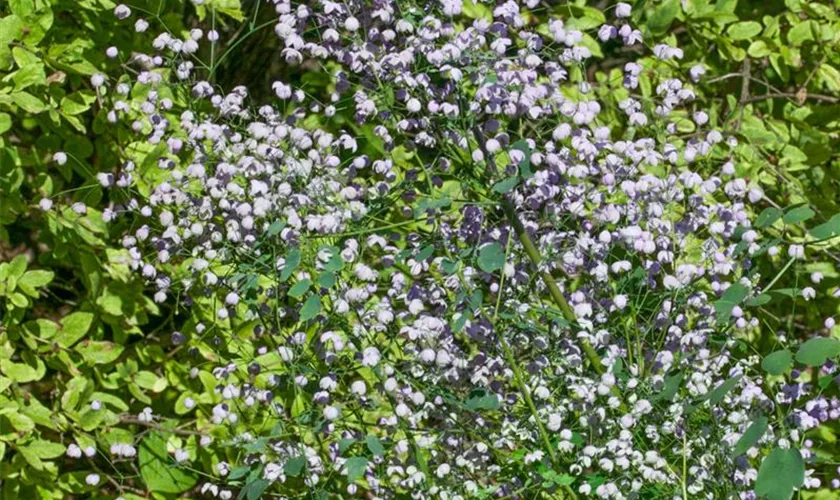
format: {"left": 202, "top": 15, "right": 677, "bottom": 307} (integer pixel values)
{"left": 2, "top": 1, "right": 840, "bottom": 499}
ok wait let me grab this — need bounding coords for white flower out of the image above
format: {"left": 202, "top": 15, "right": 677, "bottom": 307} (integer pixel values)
{"left": 85, "top": 473, "right": 100, "bottom": 486}
{"left": 615, "top": 2, "right": 632, "bottom": 18}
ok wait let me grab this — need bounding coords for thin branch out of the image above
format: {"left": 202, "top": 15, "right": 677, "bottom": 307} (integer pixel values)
{"left": 743, "top": 92, "right": 839, "bottom": 104}
{"left": 118, "top": 416, "right": 207, "bottom": 436}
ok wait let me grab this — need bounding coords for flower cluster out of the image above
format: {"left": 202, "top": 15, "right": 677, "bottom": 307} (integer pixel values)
{"left": 39, "top": 1, "right": 840, "bottom": 498}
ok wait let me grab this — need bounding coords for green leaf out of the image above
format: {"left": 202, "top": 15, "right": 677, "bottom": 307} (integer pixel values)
{"left": 139, "top": 433, "right": 198, "bottom": 493}
{"left": 288, "top": 279, "right": 311, "bottom": 298}
{"left": 345, "top": 456, "right": 368, "bottom": 483}
{"left": 477, "top": 242, "right": 505, "bottom": 273}
{"left": 706, "top": 375, "right": 742, "bottom": 406}
{"left": 75, "top": 341, "right": 124, "bottom": 365}
{"left": 19, "top": 270, "right": 54, "bottom": 288}
{"left": 492, "top": 176, "right": 519, "bottom": 194}
{"left": 647, "top": 0, "right": 680, "bottom": 35}
{"left": 317, "top": 272, "right": 336, "bottom": 288}
{"left": 510, "top": 140, "right": 532, "bottom": 179}
{"left": 280, "top": 249, "right": 301, "bottom": 282}
{"left": 727, "top": 21, "right": 762, "bottom": 40}
{"left": 241, "top": 479, "right": 270, "bottom": 500}
{"left": 365, "top": 435, "right": 385, "bottom": 457}
{"left": 788, "top": 20, "right": 816, "bottom": 46}
{"left": 782, "top": 206, "right": 815, "bottom": 224}
{"left": 733, "top": 416, "right": 768, "bottom": 457}
{"left": 762, "top": 350, "right": 793, "bottom": 375}
{"left": 795, "top": 337, "right": 840, "bottom": 366}
{"left": 284, "top": 456, "right": 305, "bottom": 476}
{"left": 55, "top": 312, "right": 94, "bottom": 348}
{"left": 755, "top": 207, "right": 783, "bottom": 228}
{"left": 654, "top": 371, "right": 684, "bottom": 402}
{"left": 714, "top": 283, "right": 749, "bottom": 323}
{"left": 299, "top": 295, "right": 321, "bottom": 322}
{"left": 465, "top": 393, "right": 501, "bottom": 411}
{"left": 754, "top": 448, "right": 805, "bottom": 500}
{"left": 809, "top": 214, "right": 840, "bottom": 240}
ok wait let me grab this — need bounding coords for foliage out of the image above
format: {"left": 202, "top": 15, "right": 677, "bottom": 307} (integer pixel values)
{"left": 2, "top": 0, "right": 840, "bottom": 499}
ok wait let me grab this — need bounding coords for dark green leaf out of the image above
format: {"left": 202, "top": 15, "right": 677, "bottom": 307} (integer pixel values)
{"left": 365, "top": 435, "right": 385, "bottom": 457}
{"left": 477, "top": 242, "right": 505, "bottom": 273}
{"left": 299, "top": 295, "right": 322, "bottom": 322}
{"left": 762, "top": 350, "right": 793, "bottom": 375}
{"left": 795, "top": 337, "right": 840, "bottom": 366}
{"left": 733, "top": 416, "right": 768, "bottom": 456}
{"left": 755, "top": 207, "right": 783, "bottom": 228}
{"left": 492, "top": 176, "right": 519, "bottom": 193}
{"left": 782, "top": 206, "right": 815, "bottom": 224}
{"left": 284, "top": 456, "right": 305, "bottom": 477}
{"left": 755, "top": 448, "right": 805, "bottom": 500}
{"left": 706, "top": 375, "right": 742, "bottom": 406}
{"left": 288, "top": 279, "right": 311, "bottom": 298}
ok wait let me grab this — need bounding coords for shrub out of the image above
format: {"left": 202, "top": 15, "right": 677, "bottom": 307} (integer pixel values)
{"left": 2, "top": 1, "right": 840, "bottom": 499}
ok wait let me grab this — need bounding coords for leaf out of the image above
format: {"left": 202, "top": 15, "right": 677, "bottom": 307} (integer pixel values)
{"left": 706, "top": 375, "right": 742, "bottom": 406}
{"left": 647, "top": 0, "right": 680, "bottom": 35}
{"left": 288, "top": 279, "right": 311, "bottom": 298}
{"left": 465, "top": 393, "right": 501, "bottom": 411}
{"left": 754, "top": 448, "right": 805, "bottom": 500}
{"left": 755, "top": 207, "right": 783, "bottom": 228}
{"left": 284, "top": 456, "right": 306, "bottom": 477}
{"left": 762, "top": 350, "right": 793, "bottom": 375}
{"left": 714, "top": 283, "right": 749, "bottom": 323}
{"left": 19, "top": 270, "right": 54, "bottom": 288}
{"left": 510, "top": 140, "right": 532, "bottom": 179}
{"left": 733, "top": 416, "right": 768, "bottom": 457}
{"left": 744, "top": 293, "right": 771, "bottom": 307}
{"left": 788, "top": 21, "right": 816, "bottom": 46}
{"left": 782, "top": 206, "right": 815, "bottom": 224}
{"left": 795, "top": 337, "right": 840, "bottom": 366}
{"left": 365, "top": 435, "right": 385, "bottom": 457}
{"left": 477, "top": 242, "right": 505, "bottom": 273}
{"left": 241, "top": 479, "right": 270, "bottom": 500}
{"left": 809, "top": 214, "right": 840, "bottom": 240}
{"left": 299, "top": 295, "right": 321, "bottom": 322}
{"left": 345, "top": 456, "right": 368, "bottom": 483}
{"left": 139, "top": 433, "right": 198, "bottom": 493}
{"left": 75, "top": 341, "right": 124, "bottom": 365}
{"left": 55, "top": 312, "right": 94, "bottom": 348}
{"left": 727, "top": 21, "right": 762, "bottom": 40}
{"left": 655, "top": 371, "right": 684, "bottom": 402}
{"left": 280, "top": 249, "right": 301, "bottom": 282}
{"left": 492, "top": 176, "right": 519, "bottom": 194}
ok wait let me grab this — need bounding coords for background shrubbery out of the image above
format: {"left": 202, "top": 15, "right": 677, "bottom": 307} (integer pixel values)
{"left": 2, "top": 0, "right": 840, "bottom": 499}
